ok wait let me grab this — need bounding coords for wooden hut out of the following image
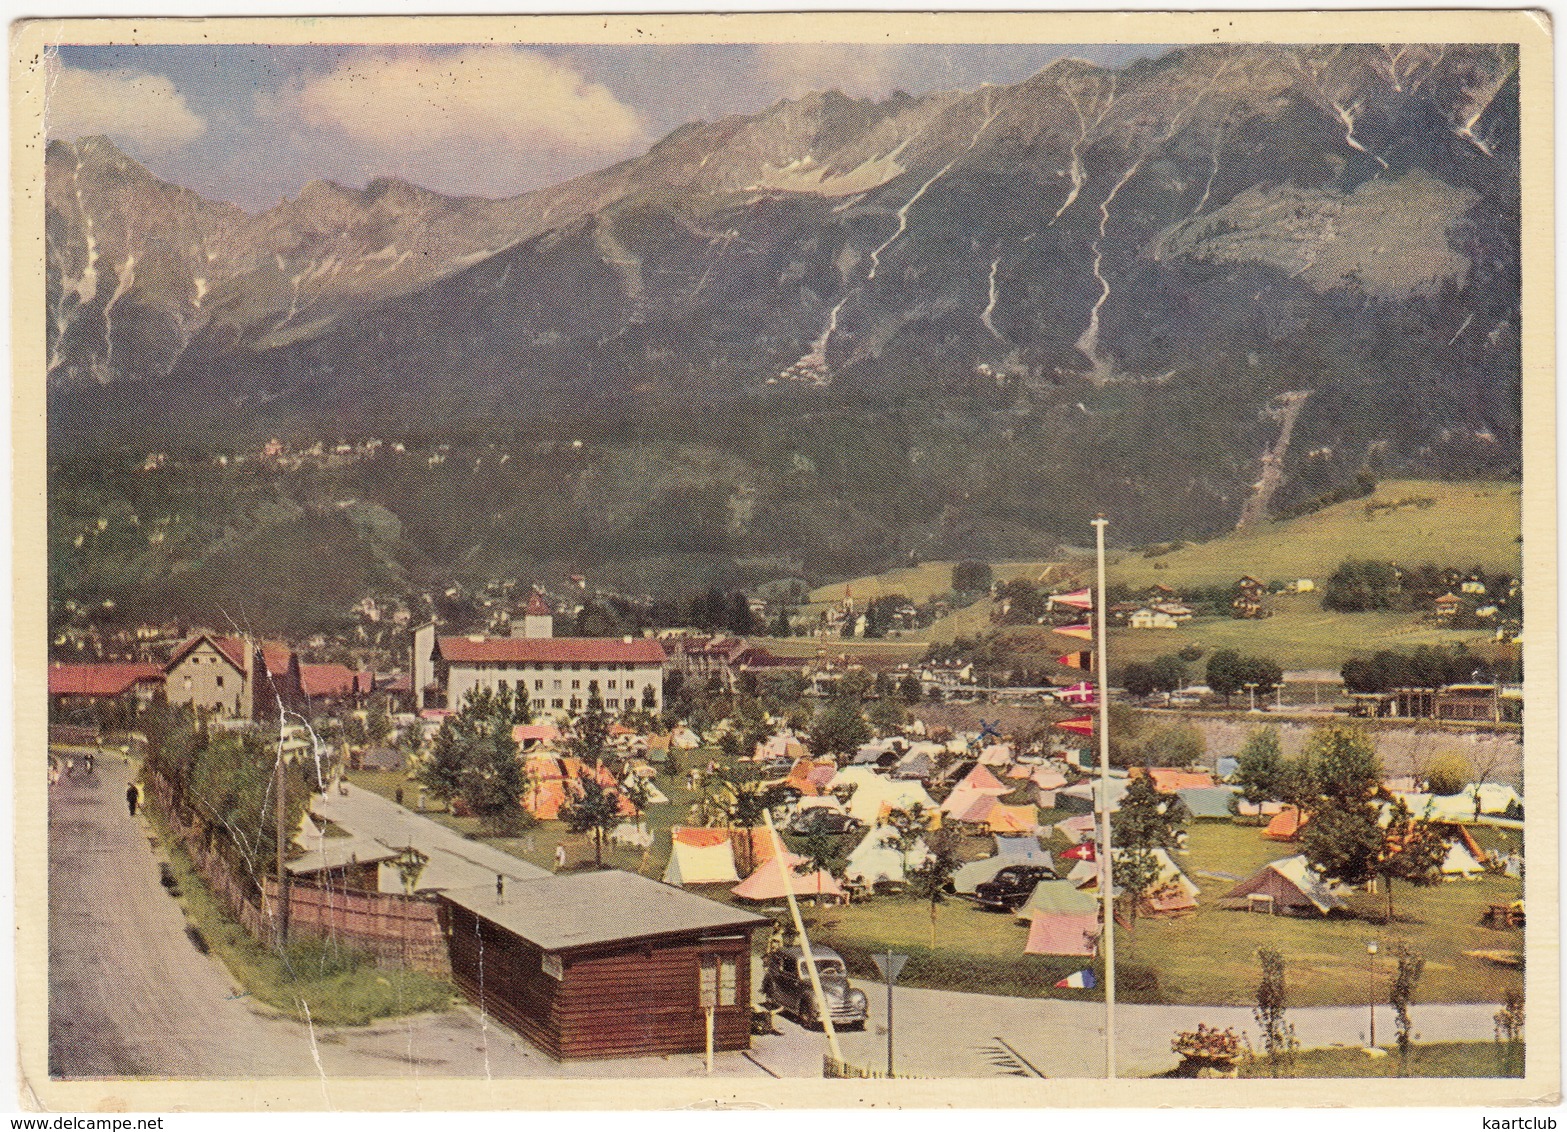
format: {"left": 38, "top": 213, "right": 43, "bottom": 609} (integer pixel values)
{"left": 437, "top": 871, "right": 766, "bottom": 1059}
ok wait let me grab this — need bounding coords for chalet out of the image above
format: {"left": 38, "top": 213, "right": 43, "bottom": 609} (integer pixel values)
{"left": 165, "top": 633, "right": 303, "bottom": 720}
{"left": 1151, "top": 602, "right": 1194, "bottom": 622}
{"left": 165, "top": 634, "right": 254, "bottom": 720}
{"left": 298, "top": 663, "right": 368, "bottom": 713}
{"left": 1433, "top": 592, "right": 1462, "bottom": 618}
{"left": 1460, "top": 578, "right": 1488, "bottom": 596}
{"left": 1129, "top": 607, "right": 1179, "bottom": 630}
{"left": 414, "top": 598, "right": 665, "bottom": 719}
{"left": 437, "top": 871, "right": 766, "bottom": 1059}
{"left": 48, "top": 662, "right": 165, "bottom": 716}
{"left": 1232, "top": 576, "right": 1268, "bottom": 619}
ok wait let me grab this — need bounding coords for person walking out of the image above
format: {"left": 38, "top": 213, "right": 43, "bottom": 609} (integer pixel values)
{"left": 125, "top": 782, "right": 139, "bottom": 817}
{"left": 554, "top": 843, "right": 567, "bottom": 872}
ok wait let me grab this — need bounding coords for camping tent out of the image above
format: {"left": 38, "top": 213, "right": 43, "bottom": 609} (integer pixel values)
{"left": 1178, "top": 786, "right": 1240, "bottom": 820}
{"left": 1024, "top": 913, "right": 1100, "bottom": 957}
{"left": 662, "top": 828, "right": 741, "bottom": 885}
{"left": 978, "top": 743, "right": 1013, "bottom": 766}
{"left": 1054, "top": 814, "right": 1098, "bottom": 843}
{"left": 845, "top": 826, "right": 930, "bottom": 887}
{"left": 1465, "top": 782, "right": 1522, "bottom": 815}
{"left": 1441, "top": 842, "right": 1485, "bottom": 876}
{"left": 1017, "top": 879, "right": 1101, "bottom": 921}
{"left": 843, "top": 776, "right": 938, "bottom": 825}
{"left": 1394, "top": 792, "right": 1476, "bottom": 824}
{"left": 987, "top": 804, "right": 1039, "bottom": 835}
{"left": 1263, "top": 806, "right": 1305, "bottom": 841}
{"left": 1072, "top": 848, "right": 1199, "bottom": 913}
{"left": 732, "top": 851, "right": 846, "bottom": 903}
{"left": 1221, "top": 855, "right": 1346, "bottom": 915}
{"left": 952, "top": 838, "right": 1054, "bottom": 895}
{"left": 1133, "top": 767, "right": 1217, "bottom": 794}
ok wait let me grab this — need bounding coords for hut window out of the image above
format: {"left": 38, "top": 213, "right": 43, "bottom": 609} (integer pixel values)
{"left": 700, "top": 956, "right": 738, "bottom": 1007}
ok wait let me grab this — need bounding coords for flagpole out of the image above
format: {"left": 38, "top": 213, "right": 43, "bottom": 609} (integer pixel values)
{"left": 1092, "top": 514, "right": 1116, "bottom": 1080}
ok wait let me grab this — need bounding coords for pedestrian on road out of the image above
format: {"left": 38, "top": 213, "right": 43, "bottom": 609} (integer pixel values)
{"left": 395, "top": 786, "right": 404, "bottom": 807}
{"left": 554, "top": 844, "right": 567, "bottom": 872}
{"left": 126, "top": 782, "right": 139, "bottom": 817}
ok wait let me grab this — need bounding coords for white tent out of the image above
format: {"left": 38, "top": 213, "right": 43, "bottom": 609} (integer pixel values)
{"left": 978, "top": 743, "right": 1013, "bottom": 766}
{"left": 1441, "top": 842, "right": 1485, "bottom": 876}
{"left": 661, "top": 838, "right": 740, "bottom": 885}
{"left": 1395, "top": 792, "right": 1477, "bottom": 823}
{"left": 610, "top": 821, "right": 654, "bottom": 849}
{"left": 1222, "top": 855, "right": 1347, "bottom": 915}
{"left": 844, "top": 775, "right": 938, "bottom": 825}
{"left": 828, "top": 765, "right": 883, "bottom": 793}
{"left": 623, "top": 775, "right": 669, "bottom": 805}
{"left": 1465, "top": 783, "right": 1522, "bottom": 815}
{"left": 845, "top": 826, "right": 930, "bottom": 887}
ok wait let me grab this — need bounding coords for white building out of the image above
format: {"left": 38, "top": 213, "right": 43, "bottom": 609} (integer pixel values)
{"left": 412, "top": 593, "right": 665, "bottom": 719}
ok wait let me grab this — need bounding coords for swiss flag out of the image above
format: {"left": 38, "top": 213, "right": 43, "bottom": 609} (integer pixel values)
{"left": 1062, "top": 841, "right": 1096, "bottom": 861}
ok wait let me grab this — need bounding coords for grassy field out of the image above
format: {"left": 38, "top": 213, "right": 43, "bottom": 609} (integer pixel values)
{"left": 348, "top": 765, "right": 1524, "bottom": 1011}
{"left": 1107, "top": 480, "right": 1522, "bottom": 592}
{"left": 1113, "top": 823, "right": 1524, "bottom": 1007}
{"left": 1235, "top": 1041, "right": 1524, "bottom": 1078}
{"left": 1106, "top": 592, "right": 1511, "bottom": 671}
{"left": 149, "top": 807, "right": 454, "bottom": 1026}
{"left": 807, "top": 561, "right": 1062, "bottom": 606}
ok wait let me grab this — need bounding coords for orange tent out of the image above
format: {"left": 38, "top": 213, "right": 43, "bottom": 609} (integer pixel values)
{"left": 1024, "top": 913, "right": 1100, "bottom": 957}
{"left": 1264, "top": 806, "right": 1306, "bottom": 841}
{"left": 1132, "top": 767, "right": 1217, "bottom": 794}
{"left": 987, "top": 804, "right": 1039, "bottom": 835}
{"left": 731, "top": 851, "right": 845, "bottom": 903}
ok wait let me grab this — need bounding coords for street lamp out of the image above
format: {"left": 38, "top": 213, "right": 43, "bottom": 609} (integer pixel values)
{"left": 1366, "top": 941, "right": 1379, "bottom": 1048}
{"left": 1244, "top": 682, "right": 1259, "bottom": 713}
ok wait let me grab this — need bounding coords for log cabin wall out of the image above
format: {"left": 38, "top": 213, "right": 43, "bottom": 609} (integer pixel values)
{"left": 441, "top": 901, "right": 565, "bottom": 1057}
{"left": 555, "top": 935, "right": 754, "bottom": 1059}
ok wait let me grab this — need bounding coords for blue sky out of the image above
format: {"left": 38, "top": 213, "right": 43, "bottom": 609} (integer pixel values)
{"left": 48, "top": 42, "right": 1168, "bottom": 211}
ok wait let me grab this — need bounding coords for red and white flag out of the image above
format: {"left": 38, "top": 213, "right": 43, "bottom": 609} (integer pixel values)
{"left": 1055, "top": 623, "right": 1094, "bottom": 641}
{"left": 1056, "top": 681, "right": 1097, "bottom": 704}
{"left": 1054, "top": 716, "right": 1094, "bottom": 737}
{"left": 1062, "top": 841, "right": 1096, "bottom": 861}
{"left": 1050, "top": 588, "right": 1094, "bottom": 611}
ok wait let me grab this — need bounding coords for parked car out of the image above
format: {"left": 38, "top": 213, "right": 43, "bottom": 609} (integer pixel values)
{"left": 973, "top": 864, "right": 1059, "bottom": 911}
{"left": 756, "top": 756, "right": 796, "bottom": 778}
{"left": 787, "top": 809, "right": 865, "bottom": 837}
{"left": 761, "top": 946, "right": 869, "bottom": 1030}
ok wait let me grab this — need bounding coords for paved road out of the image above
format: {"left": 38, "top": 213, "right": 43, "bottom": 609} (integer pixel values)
{"left": 47, "top": 759, "right": 769, "bottom": 1083}
{"left": 311, "top": 783, "right": 550, "bottom": 891}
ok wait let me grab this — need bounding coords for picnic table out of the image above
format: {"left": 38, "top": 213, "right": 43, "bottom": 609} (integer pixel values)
{"left": 1481, "top": 900, "right": 1525, "bottom": 929}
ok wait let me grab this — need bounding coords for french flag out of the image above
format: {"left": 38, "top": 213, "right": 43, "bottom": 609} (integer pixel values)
{"left": 1056, "top": 970, "right": 1096, "bottom": 989}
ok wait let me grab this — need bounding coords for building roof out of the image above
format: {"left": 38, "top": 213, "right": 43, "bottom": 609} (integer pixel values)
{"left": 525, "top": 592, "right": 552, "bottom": 616}
{"left": 438, "top": 870, "right": 765, "bottom": 952}
{"left": 48, "top": 662, "right": 165, "bottom": 697}
{"left": 260, "top": 641, "right": 295, "bottom": 679}
{"left": 437, "top": 635, "right": 666, "bottom": 665}
{"left": 300, "top": 663, "right": 358, "bottom": 698}
{"left": 167, "top": 633, "right": 249, "bottom": 672}
{"left": 286, "top": 838, "right": 400, "bottom": 876}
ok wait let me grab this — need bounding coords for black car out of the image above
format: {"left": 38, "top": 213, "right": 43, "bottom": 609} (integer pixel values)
{"left": 973, "top": 864, "right": 1058, "bottom": 911}
{"left": 786, "top": 808, "right": 865, "bottom": 837}
{"left": 761, "top": 946, "right": 869, "bottom": 1030}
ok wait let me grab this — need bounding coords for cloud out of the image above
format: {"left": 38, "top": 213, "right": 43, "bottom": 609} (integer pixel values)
{"left": 752, "top": 45, "right": 923, "bottom": 102}
{"left": 44, "top": 57, "right": 207, "bottom": 154}
{"left": 272, "top": 48, "right": 650, "bottom": 197}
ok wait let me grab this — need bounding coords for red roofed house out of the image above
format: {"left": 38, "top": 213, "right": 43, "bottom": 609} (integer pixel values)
{"left": 299, "top": 663, "right": 362, "bottom": 712}
{"left": 49, "top": 662, "right": 165, "bottom": 716}
{"left": 165, "top": 633, "right": 303, "bottom": 720}
{"left": 413, "top": 594, "right": 666, "bottom": 721}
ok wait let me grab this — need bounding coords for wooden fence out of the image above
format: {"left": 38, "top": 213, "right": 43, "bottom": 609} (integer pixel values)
{"left": 145, "top": 770, "right": 449, "bottom": 976}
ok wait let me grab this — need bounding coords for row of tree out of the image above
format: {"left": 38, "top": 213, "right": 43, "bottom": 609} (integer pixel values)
{"left": 1340, "top": 644, "right": 1510, "bottom": 694}
{"left": 1231, "top": 724, "right": 1449, "bottom": 919}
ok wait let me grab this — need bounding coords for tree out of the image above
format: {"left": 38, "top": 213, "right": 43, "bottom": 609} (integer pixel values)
{"left": 899, "top": 673, "right": 923, "bottom": 704}
{"left": 1323, "top": 559, "right": 1401, "bottom": 612}
{"left": 1388, "top": 941, "right": 1426, "bottom": 1068}
{"left": 1149, "top": 654, "right": 1187, "bottom": 694}
{"left": 1375, "top": 799, "right": 1448, "bottom": 921}
{"left": 884, "top": 803, "right": 935, "bottom": 874}
{"left": 1252, "top": 947, "right": 1298, "bottom": 1077}
{"left": 570, "top": 683, "right": 611, "bottom": 764}
{"left": 770, "top": 606, "right": 793, "bottom": 638}
{"left": 1206, "top": 649, "right": 1246, "bottom": 705}
{"left": 867, "top": 698, "right": 909, "bottom": 737}
{"left": 417, "top": 687, "right": 528, "bottom": 834}
{"left": 904, "top": 834, "right": 960, "bottom": 948}
{"left": 1494, "top": 987, "right": 1525, "bottom": 1075}
{"left": 952, "top": 560, "right": 993, "bottom": 594}
{"left": 1296, "top": 724, "right": 1384, "bottom": 889}
{"left": 1111, "top": 773, "right": 1189, "bottom": 921}
{"left": 558, "top": 768, "right": 623, "bottom": 869}
{"left": 807, "top": 699, "right": 871, "bottom": 761}
{"left": 1239, "top": 655, "right": 1283, "bottom": 698}
{"left": 1233, "top": 727, "right": 1286, "bottom": 807}
{"left": 793, "top": 828, "right": 849, "bottom": 905}
{"left": 1424, "top": 752, "right": 1473, "bottom": 796}
{"left": 1120, "top": 662, "right": 1158, "bottom": 698}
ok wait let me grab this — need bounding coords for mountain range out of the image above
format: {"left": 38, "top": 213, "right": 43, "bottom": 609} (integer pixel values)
{"left": 45, "top": 42, "right": 1522, "bottom": 627}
